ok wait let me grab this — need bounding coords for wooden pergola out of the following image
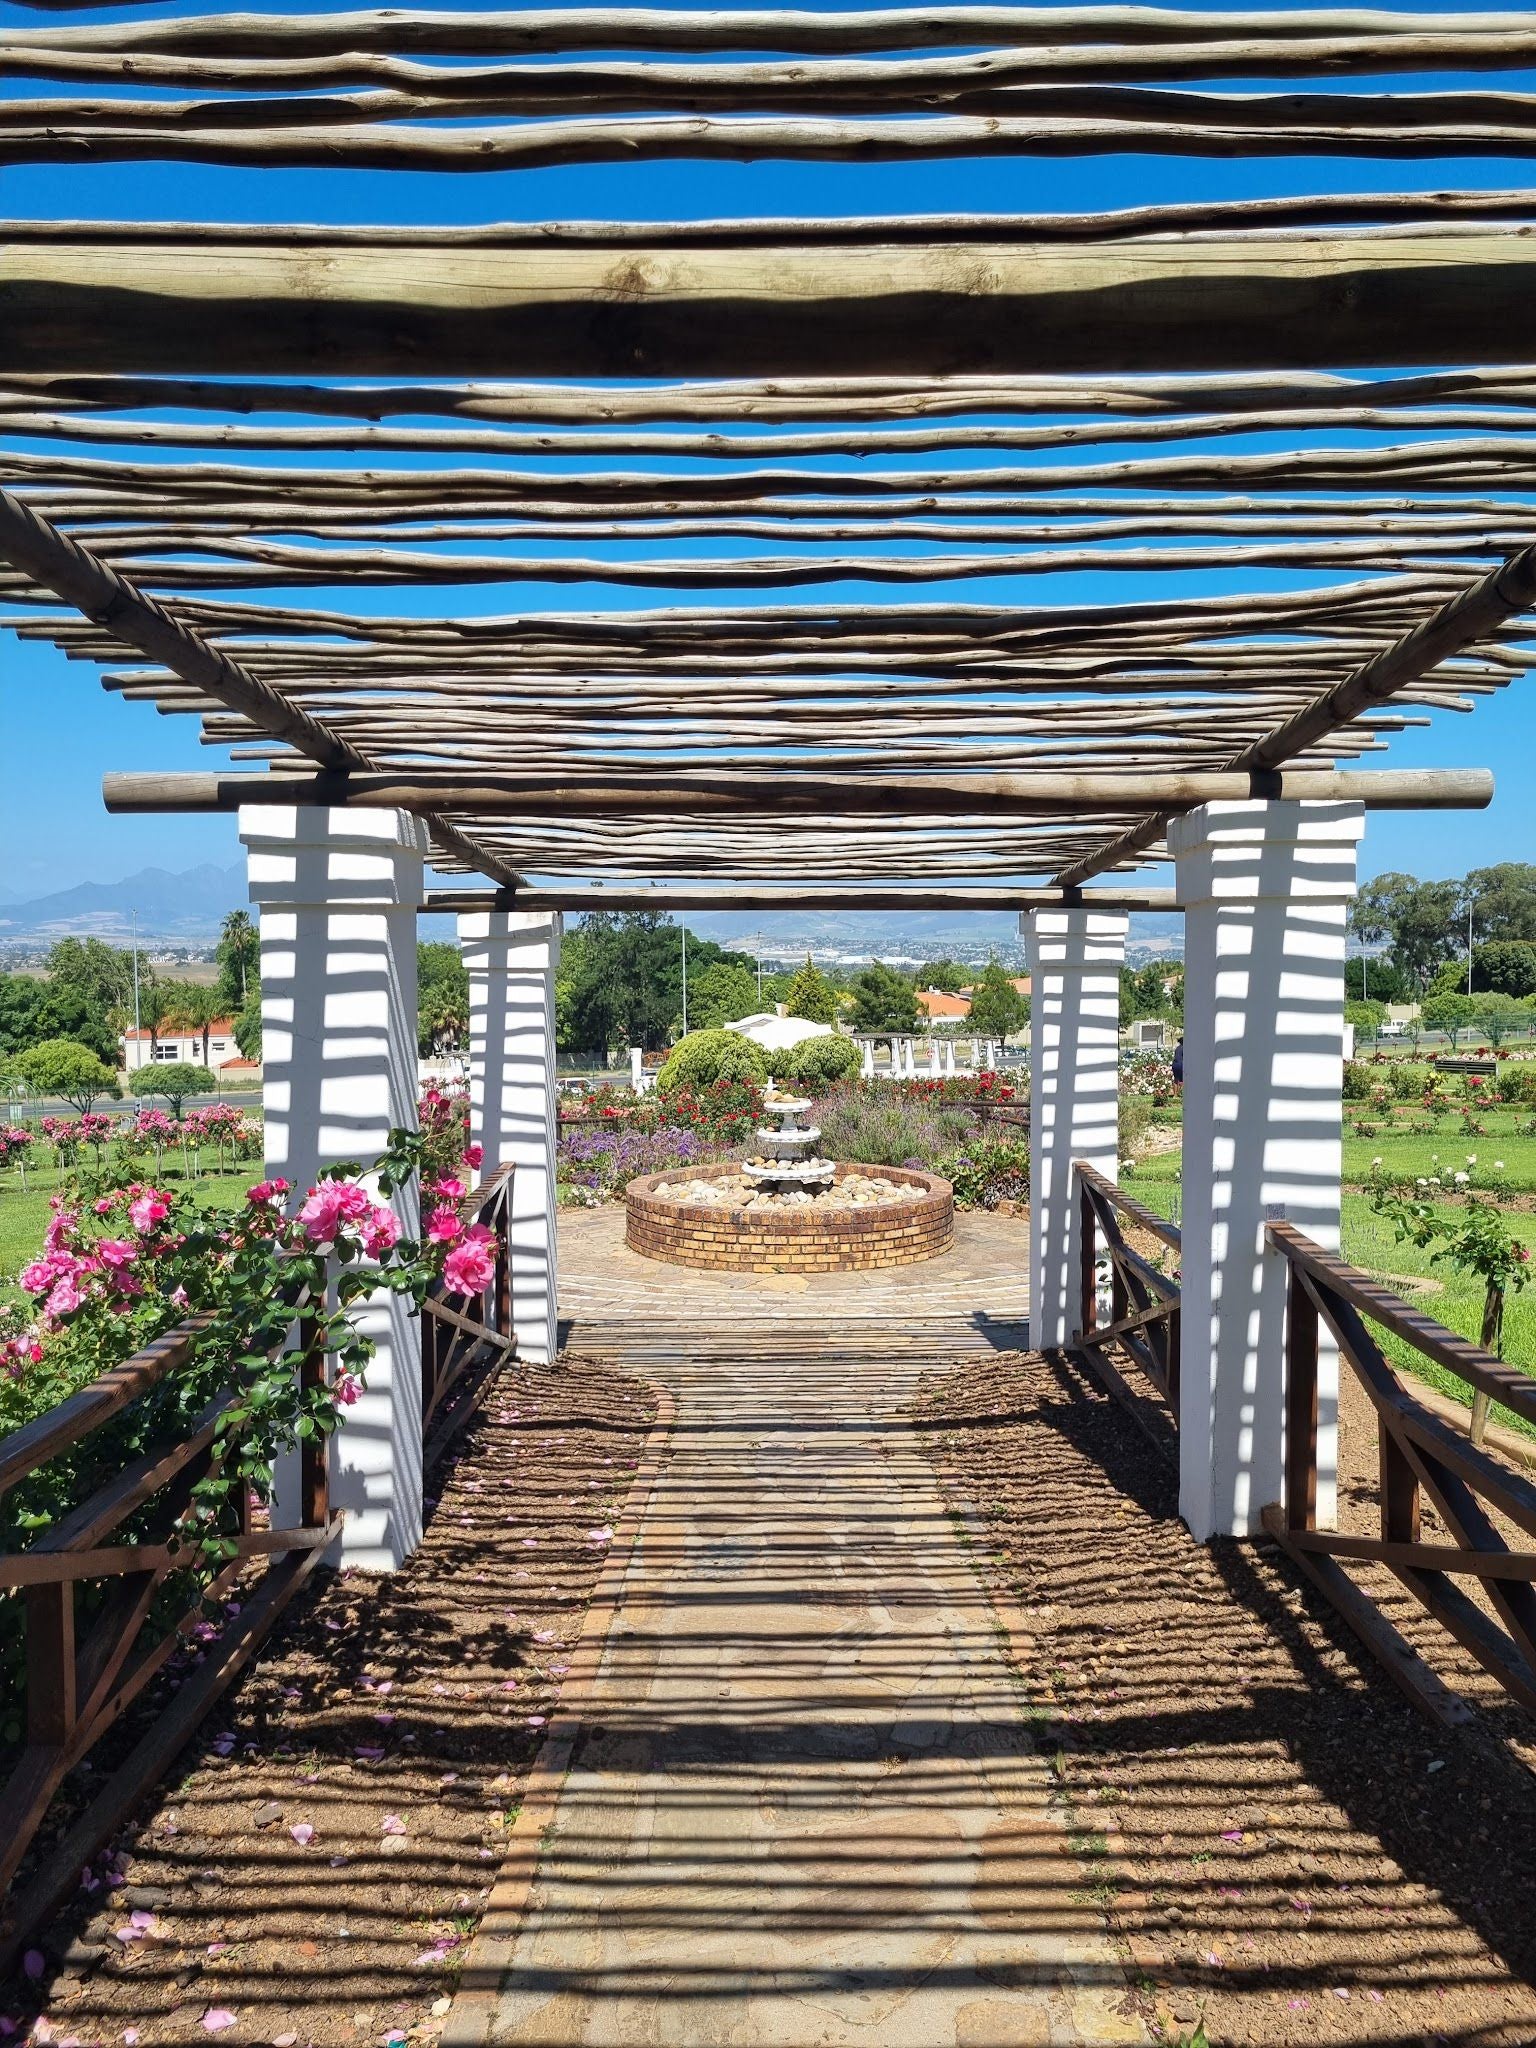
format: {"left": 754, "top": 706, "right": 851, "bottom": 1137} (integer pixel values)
{"left": 1, "top": 6, "right": 1535, "bottom": 901}
{"left": 2, "top": 5, "right": 1534, "bottom": 1577}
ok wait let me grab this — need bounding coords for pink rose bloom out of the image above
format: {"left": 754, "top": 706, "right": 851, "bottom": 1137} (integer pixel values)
{"left": 361, "top": 1205, "right": 399, "bottom": 1257}
{"left": 94, "top": 1197, "right": 115, "bottom": 1216}
{"left": 45, "top": 1275, "right": 84, "bottom": 1318}
{"left": 462, "top": 1144, "right": 484, "bottom": 1171}
{"left": 298, "top": 1186, "right": 346, "bottom": 1243}
{"left": 169, "top": 1285, "right": 190, "bottom": 1309}
{"left": 19, "top": 1259, "right": 57, "bottom": 1296}
{"left": 334, "top": 1182, "right": 373, "bottom": 1220}
{"left": 425, "top": 1175, "right": 466, "bottom": 1202}
{"left": 443, "top": 1237, "right": 496, "bottom": 1298}
{"left": 129, "top": 1193, "right": 170, "bottom": 1233}
{"left": 334, "top": 1371, "right": 363, "bottom": 1406}
{"left": 426, "top": 1205, "right": 464, "bottom": 1246}
{"left": 97, "top": 1239, "right": 137, "bottom": 1270}
{"left": 245, "top": 1178, "right": 290, "bottom": 1207}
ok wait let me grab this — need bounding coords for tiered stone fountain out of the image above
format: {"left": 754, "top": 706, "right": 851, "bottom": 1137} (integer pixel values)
{"left": 625, "top": 1086, "right": 954, "bottom": 1273}
{"left": 741, "top": 1091, "right": 835, "bottom": 1202}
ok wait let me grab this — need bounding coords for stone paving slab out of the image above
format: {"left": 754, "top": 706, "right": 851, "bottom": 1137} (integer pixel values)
{"left": 557, "top": 1207, "right": 1033, "bottom": 1326}
{"left": 449, "top": 1323, "right": 1147, "bottom": 2048}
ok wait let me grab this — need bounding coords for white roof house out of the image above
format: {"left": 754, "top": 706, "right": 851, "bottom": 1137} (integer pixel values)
{"left": 724, "top": 1012, "right": 835, "bottom": 1052}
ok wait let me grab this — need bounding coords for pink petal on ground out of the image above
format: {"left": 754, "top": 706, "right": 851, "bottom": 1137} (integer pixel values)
{"left": 21, "top": 1952, "right": 44, "bottom": 1982}
{"left": 381, "top": 1814, "right": 407, "bottom": 1835}
{"left": 585, "top": 1528, "right": 613, "bottom": 1543}
{"left": 290, "top": 1823, "right": 314, "bottom": 1846}
{"left": 1220, "top": 1829, "right": 1243, "bottom": 1842}
{"left": 201, "top": 2013, "right": 238, "bottom": 2034}
{"left": 526, "top": 1715, "right": 547, "bottom": 1728}
{"left": 123, "top": 2033, "right": 140, "bottom": 2046}
{"left": 273, "top": 2036, "right": 298, "bottom": 2047}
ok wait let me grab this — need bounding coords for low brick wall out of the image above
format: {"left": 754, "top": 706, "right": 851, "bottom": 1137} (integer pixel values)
{"left": 625, "top": 1163, "right": 954, "bottom": 1274}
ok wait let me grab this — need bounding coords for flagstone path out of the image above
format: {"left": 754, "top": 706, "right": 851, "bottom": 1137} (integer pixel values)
{"left": 448, "top": 1220, "right": 1147, "bottom": 2046}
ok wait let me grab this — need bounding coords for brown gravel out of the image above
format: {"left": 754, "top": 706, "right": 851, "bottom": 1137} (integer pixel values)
{"left": 6, "top": 1354, "right": 656, "bottom": 2048}
{"left": 915, "top": 1347, "right": 1536, "bottom": 2048}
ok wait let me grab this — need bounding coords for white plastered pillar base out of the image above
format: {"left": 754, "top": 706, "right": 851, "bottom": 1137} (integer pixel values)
{"left": 241, "top": 804, "right": 427, "bottom": 1573}
{"left": 1025, "top": 910, "right": 1127, "bottom": 1351}
{"left": 458, "top": 910, "right": 562, "bottom": 1364}
{"left": 1171, "top": 799, "right": 1363, "bottom": 1542}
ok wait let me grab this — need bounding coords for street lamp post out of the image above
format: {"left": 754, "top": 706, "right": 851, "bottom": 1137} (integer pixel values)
{"left": 681, "top": 922, "right": 688, "bottom": 1037}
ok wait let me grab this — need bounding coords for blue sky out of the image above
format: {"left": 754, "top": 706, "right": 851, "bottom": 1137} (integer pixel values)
{"left": 1, "top": 0, "right": 1533, "bottom": 903}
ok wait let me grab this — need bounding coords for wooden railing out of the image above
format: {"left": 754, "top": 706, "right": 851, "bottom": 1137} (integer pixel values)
{"left": 1075, "top": 1162, "right": 1182, "bottom": 1417}
{"left": 421, "top": 1161, "right": 515, "bottom": 1441}
{"left": 0, "top": 1163, "right": 518, "bottom": 1956}
{"left": 1265, "top": 1222, "right": 1536, "bottom": 1725}
{"left": 0, "top": 1301, "right": 339, "bottom": 1959}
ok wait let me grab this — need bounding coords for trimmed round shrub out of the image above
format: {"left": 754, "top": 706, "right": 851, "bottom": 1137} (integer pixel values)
{"left": 657, "top": 1029, "right": 769, "bottom": 1091}
{"left": 787, "top": 1034, "right": 862, "bottom": 1088}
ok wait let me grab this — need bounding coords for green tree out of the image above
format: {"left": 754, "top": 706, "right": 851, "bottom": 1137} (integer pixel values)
{"left": 1345, "top": 954, "right": 1413, "bottom": 1004}
{"left": 0, "top": 971, "right": 117, "bottom": 1063}
{"left": 784, "top": 955, "right": 839, "bottom": 1025}
{"left": 1421, "top": 991, "right": 1477, "bottom": 1047}
{"left": 1462, "top": 862, "right": 1536, "bottom": 945}
{"left": 1470, "top": 940, "right": 1536, "bottom": 998}
{"left": 687, "top": 959, "right": 759, "bottom": 1031}
{"left": 914, "top": 958, "right": 971, "bottom": 994}
{"left": 216, "top": 909, "right": 259, "bottom": 1008}
{"left": 967, "top": 959, "right": 1030, "bottom": 1037}
{"left": 417, "top": 940, "right": 470, "bottom": 1054}
{"left": 46, "top": 937, "right": 134, "bottom": 1017}
{"left": 1345, "top": 998, "right": 1387, "bottom": 1041}
{"left": 1352, "top": 872, "right": 1461, "bottom": 987}
{"left": 849, "top": 961, "right": 919, "bottom": 1033}
{"left": 14, "top": 1038, "right": 121, "bottom": 1111}
{"left": 129, "top": 1061, "right": 215, "bottom": 1118}
{"left": 234, "top": 984, "right": 263, "bottom": 1062}
{"left": 1473, "top": 993, "right": 1531, "bottom": 1047}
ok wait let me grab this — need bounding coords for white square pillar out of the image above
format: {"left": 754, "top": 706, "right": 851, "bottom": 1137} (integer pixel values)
{"left": 1171, "top": 800, "right": 1363, "bottom": 1541}
{"left": 241, "top": 804, "right": 428, "bottom": 1573}
{"left": 1025, "top": 910, "right": 1127, "bottom": 1350}
{"left": 458, "top": 910, "right": 562, "bottom": 1364}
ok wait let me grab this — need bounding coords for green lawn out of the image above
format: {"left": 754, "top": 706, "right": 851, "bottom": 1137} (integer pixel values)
{"left": 1122, "top": 1150, "right": 1536, "bottom": 1434}
{"left": 1341, "top": 1108, "right": 1536, "bottom": 1192}
{"left": 0, "top": 1166, "right": 253, "bottom": 1308}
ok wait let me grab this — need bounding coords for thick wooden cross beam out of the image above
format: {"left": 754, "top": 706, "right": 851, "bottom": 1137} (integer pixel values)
{"left": 421, "top": 885, "right": 1183, "bottom": 914}
{"left": 10, "top": 232, "right": 1536, "bottom": 375}
{"left": 101, "top": 767, "right": 1493, "bottom": 817}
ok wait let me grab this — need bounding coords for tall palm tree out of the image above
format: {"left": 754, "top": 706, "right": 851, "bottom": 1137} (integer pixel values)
{"left": 218, "top": 910, "right": 259, "bottom": 1007}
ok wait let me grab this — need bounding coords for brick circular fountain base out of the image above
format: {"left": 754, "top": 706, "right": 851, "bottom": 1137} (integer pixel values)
{"left": 625, "top": 1163, "right": 954, "bottom": 1274}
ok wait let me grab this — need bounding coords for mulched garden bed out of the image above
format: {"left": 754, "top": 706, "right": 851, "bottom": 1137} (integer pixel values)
{"left": 915, "top": 1347, "right": 1536, "bottom": 2048}
{"left": 5, "top": 1354, "right": 656, "bottom": 2048}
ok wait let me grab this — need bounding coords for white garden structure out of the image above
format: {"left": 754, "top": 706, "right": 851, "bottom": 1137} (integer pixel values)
{"left": 2, "top": 2, "right": 1535, "bottom": 1587}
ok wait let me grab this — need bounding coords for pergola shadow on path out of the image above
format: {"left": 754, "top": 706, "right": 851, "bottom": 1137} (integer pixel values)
{"left": 5, "top": 4, "right": 1536, "bottom": 2037}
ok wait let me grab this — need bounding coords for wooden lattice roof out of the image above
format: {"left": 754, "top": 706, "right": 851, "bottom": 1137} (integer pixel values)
{"left": 2, "top": 6, "right": 1534, "bottom": 895}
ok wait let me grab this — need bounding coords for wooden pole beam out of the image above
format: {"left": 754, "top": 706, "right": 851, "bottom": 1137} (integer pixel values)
{"left": 0, "top": 487, "right": 524, "bottom": 891}
{"left": 422, "top": 884, "right": 1182, "bottom": 914}
{"left": 100, "top": 767, "right": 1494, "bottom": 818}
{"left": 11, "top": 232, "right": 1536, "bottom": 375}
{"left": 1053, "top": 545, "right": 1536, "bottom": 887}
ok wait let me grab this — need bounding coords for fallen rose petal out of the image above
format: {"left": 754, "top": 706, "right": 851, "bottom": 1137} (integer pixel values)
{"left": 272, "top": 2036, "right": 298, "bottom": 2047}
{"left": 380, "top": 1814, "right": 407, "bottom": 1835}
{"left": 22, "top": 1951, "right": 44, "bottom": 1981}
{"left": 123, "top": 2033, "right": 140, "bottom": 2046}
{"left": 201, "top": 2013, "right": 237, "bottom": 2034}
{"left": 290, "top": 1823, "right": 314, "bottom": 1846}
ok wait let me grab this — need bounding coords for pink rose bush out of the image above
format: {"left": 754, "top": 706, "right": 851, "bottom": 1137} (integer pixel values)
{"left": 1, "top": 1123, "right": 502, "bottom": 1578}
{"left": 417, "top": 1084, "right": 483, "bottom": 1190}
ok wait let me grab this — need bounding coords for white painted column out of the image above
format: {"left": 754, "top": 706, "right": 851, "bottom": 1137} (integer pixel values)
{"left": 927, "top": 1038, "right": 942, "bottom": 1078}
{"left": 943, "top": 1041, "right": 957, "bottom": 1077}
{"left": 241, "top": 804, "right": 427, "bottom": 1573}
{"left": 1171, "top": 800, "right": 1363, "bottom": 1541}
{"left": 859, "top": 1040, "right": 875, "bottom": 1080}
{"left": 1026, "top": 910, "right": 1127, "bottom": 1352}
{"left": 458, "top": 910, "right": 562, "bottom": 1364}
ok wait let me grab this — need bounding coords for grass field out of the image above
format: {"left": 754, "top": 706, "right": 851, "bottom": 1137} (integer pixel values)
{"left": 0, "top": 1166, "right": 252, "bottom": 1309}
{"left": 1123, "top": 1151, "right": 1536, "bottom": 1434}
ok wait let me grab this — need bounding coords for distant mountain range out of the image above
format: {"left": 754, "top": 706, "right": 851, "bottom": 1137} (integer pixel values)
{"left": 0, "top": 862, "right": 246, "bottom": 941}
{"left": 0, "top": 861, "right": 1187, "bottom": 962}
